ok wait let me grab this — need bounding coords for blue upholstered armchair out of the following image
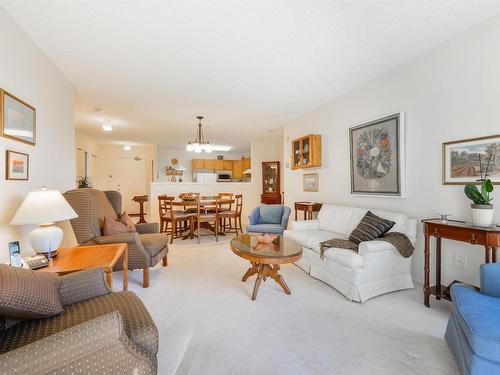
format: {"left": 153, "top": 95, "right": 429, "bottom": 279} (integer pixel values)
{"left": 445, "top": 263, "right": 500, "bottom": 375}
{"left": 246, "top": 205, "right": 291, "bottom": 235}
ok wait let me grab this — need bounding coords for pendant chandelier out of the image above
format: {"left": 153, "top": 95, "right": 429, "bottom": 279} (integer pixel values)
{"left": 186, "top": 116, "right": 212, "bottom": 153}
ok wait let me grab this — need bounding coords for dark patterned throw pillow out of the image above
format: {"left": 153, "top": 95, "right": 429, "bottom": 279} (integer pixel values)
{"left": 348, "top": 211, "right": 395, "bottom": 244}
{"left": 0, "top": 264, "right": 63, "bottom": 319}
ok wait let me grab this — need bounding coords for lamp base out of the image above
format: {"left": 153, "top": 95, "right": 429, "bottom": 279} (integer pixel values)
{"left": 29, "top": 224, "right": 63, "bottom": 258}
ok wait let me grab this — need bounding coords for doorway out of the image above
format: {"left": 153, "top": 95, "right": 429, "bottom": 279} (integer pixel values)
{"left": 115, "top": 157, "right": 147, "bottom": 214}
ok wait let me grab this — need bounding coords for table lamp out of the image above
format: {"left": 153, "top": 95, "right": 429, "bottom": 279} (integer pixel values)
{"left": 10, "top": 188, "right": 78, "bottom": 258}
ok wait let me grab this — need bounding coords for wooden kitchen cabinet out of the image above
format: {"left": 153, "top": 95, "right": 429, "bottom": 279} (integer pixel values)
{"left": 232, "top": 159, "right": 243, "bottom": 179}
{"left": 242, "top": 157, "right": 251, "bottom": 171}
{"left": 223, "top": 160, "right": 233, "bottom": 171}
{"left": 192, "top": 159, "right": 204, "bottom": 170}
{"left": 291, "top": 134, "right": 322, "bottom": 169}
{"left": 203, "top": 159, "right": 215, "bottom": 170}
{"left": 214, "top": 159, "right": 224, "bottom": 170}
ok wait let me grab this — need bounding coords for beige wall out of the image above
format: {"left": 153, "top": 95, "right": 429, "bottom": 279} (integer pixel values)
{"left": 0, "top": 8, "right": 75, "bottom": 262}
{"left": 283, "top": 15, "right": 500, "bottom": 286}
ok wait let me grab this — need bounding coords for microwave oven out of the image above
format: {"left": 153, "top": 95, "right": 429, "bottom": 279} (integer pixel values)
{"left": 216, "top": 172, "right": 232, "bottom": 182}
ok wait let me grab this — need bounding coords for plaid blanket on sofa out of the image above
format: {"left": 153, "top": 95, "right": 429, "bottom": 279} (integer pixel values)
{"left": 319, "top": 232, "right": 414, "bottom": 260}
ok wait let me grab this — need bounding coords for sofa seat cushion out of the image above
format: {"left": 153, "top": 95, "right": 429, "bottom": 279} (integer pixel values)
{"left": 259, "top": 205, "right": 283, "bottom": 224}
{"left": 0, "top": 291, "right": 158, "bottom": 357}
{"left": 247, "top": 224, "right": 284, "bottom": 234}
{"left": 285, "top": 230, "right": 337, "bottom": 249}
{"left": 451, "top": 284, "right": 500, "bottom": 364}
{"left": 140, "top": 233, "right": 169, "bottom": 256}
{"left": 309, "top": 242, "right": 364, "bottom": 269}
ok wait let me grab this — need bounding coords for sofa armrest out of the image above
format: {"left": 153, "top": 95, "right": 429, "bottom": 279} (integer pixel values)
{"left": 136, "top": 222, "right": 159, "bottom": 234}
{"left": 94, "top": 232, "right": 138, "bottom": 244}
{"left": 59, "top": 267, "right": 111, "bottom": 306}
{"left": 480, "top": 263, "right": 500, "bottom": 298}
{"left": 0, "top": 312, "right": 153, "bottom": 374}
{"left": 248, "top": 207, "right": 260, "bottom": 225}
{"left": 358, "top": 240, "right": 396, "bottom": 256}
{"left": 289, "top": 219, "right": 320, "bottom": 231}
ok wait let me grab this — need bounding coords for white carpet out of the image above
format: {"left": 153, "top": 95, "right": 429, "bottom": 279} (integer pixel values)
{"left": 114, "top": 237, "right": 459, "bottom": 375}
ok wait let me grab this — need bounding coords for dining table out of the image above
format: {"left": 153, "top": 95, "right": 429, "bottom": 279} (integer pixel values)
{"left": 172, "top": 197, "right": 235, "bottom": 239}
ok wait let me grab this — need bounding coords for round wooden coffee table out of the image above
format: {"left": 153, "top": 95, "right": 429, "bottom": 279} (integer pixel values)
{"left": 230, "top": 234, "right": 302, "bottom": 300}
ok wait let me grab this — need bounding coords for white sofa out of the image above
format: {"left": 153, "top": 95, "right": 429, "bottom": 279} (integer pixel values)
{"left": 284, "top": 204, "right": 417, "bottom": 302}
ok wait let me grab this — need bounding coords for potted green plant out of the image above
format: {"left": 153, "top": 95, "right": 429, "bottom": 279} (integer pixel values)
{"left": 464, "top": 154, "right": 494, "bottom": 227}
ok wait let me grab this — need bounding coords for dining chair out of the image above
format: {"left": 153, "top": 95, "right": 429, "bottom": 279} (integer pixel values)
{"left": 217, "top": 194, "right": 243, "bottom": 235}
{"left": 158, "top": 195, "right": 194, "bottom": 244}
{"left": 216, "top": 192, "right": 234, "bottom": 231}
{"left": 194, "top": 196, "right": 220, "bottom": 243}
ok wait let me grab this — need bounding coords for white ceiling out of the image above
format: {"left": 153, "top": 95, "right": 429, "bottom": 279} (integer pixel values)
{"left": 2, "top": 1, "right": 500, "bottom": 151}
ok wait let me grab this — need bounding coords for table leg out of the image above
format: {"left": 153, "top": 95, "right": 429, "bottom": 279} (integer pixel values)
{"left": 493, "top": 247, "right": 497, "bottom": 263}
{"left": 242, "top": 262, "right": 258, "bottom": 281}
{"left": 106, "top": 271, "right": 113, "bottom": 290}
{"left": 295, "top": 209, "right": 298, "bottom": 221}
{"left": 270, "top": 265, "right": 291, "bottom": 295}
{"left": 424, "top": 234, "right": 431, "bottom": 307}
{"left": 122, "top": 247, "right": 128, "bottom": 291}
{"left": 251, "top": 264, "right": 263, "bottom": 301}
{"left": 435, "top": 237, "right": 441, "bottom": 300}
{"left": 485, "top": 246, "right": 491, "bottom": 263}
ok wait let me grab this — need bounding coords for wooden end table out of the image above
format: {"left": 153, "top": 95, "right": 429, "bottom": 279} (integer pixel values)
{"left": 422, "top": 219, "right": 500, "bottom": 307}
{"left": 294, "top": 202, "right": 322, "bottom": 220}
{"left": 37, "top": 243, "right": 128, "bottom": 291}
{"left": 230, "top": 234, "right": 302, "bottom": 300}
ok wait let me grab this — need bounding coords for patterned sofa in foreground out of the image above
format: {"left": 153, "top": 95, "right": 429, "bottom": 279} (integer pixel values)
{"left": 0, "top": 266, "right": 158, "bottom": 374}
{"left": 284, "top": 203, "right": 417, "bottom": 302}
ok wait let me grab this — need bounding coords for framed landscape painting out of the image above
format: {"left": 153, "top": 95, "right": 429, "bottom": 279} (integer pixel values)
{"left": 5, "top": 150, "right": 29, "bottom": 180}
{"left": 303, "top": 173, "right": 319, "bottom": 192}
{"left": 0, "top": 89, "right": 36, "bottom": 145}
{"left": 442, "top": 134, "right": 500, "bottom": 185}
{"left": 349, "top": 112, "right": 405, "bottom": 197}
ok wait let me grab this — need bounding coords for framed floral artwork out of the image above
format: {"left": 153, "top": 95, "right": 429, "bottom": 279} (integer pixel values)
{"left": 349, "top": 112, "right": 405, "bottom": 197}
{"left": 0, "top": 89, "right": 36, "bottom": 145}
{"left": 5, "top": 150, "right": 29, "bottom": 180}
{"left": 442, "top": 134, "right": 500, "bottom": 185}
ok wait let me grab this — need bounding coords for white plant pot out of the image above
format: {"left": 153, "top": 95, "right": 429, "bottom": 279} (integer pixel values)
{"left": 471, "top": 204, "right": 494, "bottom": 227}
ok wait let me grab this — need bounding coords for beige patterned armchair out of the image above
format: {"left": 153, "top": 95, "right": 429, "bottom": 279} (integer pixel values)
{"left": 63, "top": 188, "right": 168, "bottom": 287}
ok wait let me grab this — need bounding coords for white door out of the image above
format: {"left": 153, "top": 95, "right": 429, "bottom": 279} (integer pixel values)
{"left": 115, "top": 157, "right": 147, "bottom": 214}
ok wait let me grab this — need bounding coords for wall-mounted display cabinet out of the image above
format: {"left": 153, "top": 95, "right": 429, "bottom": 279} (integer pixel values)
{"left": 291, "top": 134, "right": 322, "bottom": 170}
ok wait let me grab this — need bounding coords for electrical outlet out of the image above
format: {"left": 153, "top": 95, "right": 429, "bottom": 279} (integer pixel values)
{"left": 454, "top": 254, "right": 467, "bottom": 269}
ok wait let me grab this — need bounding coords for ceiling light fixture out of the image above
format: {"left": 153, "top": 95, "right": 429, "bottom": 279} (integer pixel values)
{"left": 186, "top": 116, "right": 212, "bottom": 153}
{"left": 124, "top": 145, "right": 131, "bottom": 151}
{"left": 102, "top": 119, "right": 112, "bottom": 132}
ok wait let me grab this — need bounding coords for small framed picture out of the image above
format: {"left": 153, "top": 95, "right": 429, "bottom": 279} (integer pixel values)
{"left": 6, "top": 150, "right": 29, "bottom": 180}
{"left": 303, "top": 173, "right": 319, "bottom": 192}
{"left": 0, "top": 89, "right": 36, "bottom": 145}
{"left": 442, "top": 134, "right": 500, "bottom": 185}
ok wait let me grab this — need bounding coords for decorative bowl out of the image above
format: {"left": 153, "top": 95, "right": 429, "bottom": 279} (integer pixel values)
{"left": 179, "top": 193, "right": 197, "bottom": 201}
{"left": 254, "top": 233, "right": 278, "bottom": 244}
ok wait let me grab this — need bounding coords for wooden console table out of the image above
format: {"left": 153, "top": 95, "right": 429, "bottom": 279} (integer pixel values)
{"left": 422, "top": 219, "right": 500, "bottom": 307}
{"left": 294, "top": 202, "right": 322, "bottom": 220}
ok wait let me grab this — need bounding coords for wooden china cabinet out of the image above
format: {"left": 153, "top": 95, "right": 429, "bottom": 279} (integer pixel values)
{"left": 261, "top": 161, "right": 281, "bottom": 204}
{"left": 291, "top": 134, "right": 322, "bottom": 170}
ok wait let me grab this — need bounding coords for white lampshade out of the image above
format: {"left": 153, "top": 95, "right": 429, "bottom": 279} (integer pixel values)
{"left": 10, "top": 189, "right": 78, "bottom": 225}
